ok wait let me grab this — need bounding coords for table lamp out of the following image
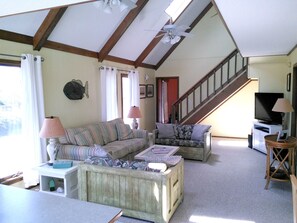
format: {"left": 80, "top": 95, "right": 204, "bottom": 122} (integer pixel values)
{"left": 39, "top": 116, "right": 65, "bottom": 165}
{"left": 127, "top": 106, "right": 142, "bottom": 129}
{"left": 272, "top": 98, "right": 294, "bottom": 129}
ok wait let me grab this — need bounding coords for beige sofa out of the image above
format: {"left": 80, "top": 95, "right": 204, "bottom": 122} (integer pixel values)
{"left": 153, "top": 123, "right": 212, "bottom": 162}
{"left": 56, "top": 118, "right": 149, "bottom": 161}
{"left": 78, "top": 158, "right": 184, "bottom": 223}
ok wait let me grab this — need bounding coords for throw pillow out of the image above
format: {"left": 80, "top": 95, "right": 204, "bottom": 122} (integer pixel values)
{"left": 94, "top": 144, "right": 113, "bottom": 159}
{"left": 115, "top": 123, "right": 134, "bottom": 140}
{"left": 176, "top": 125, "right": 193, "bottom": 139}
{"left": 74, "top": 130, "right": 94, "bottom": 146}
{"left": 156, "top": 123, "right": 176, "bottom": 139}
{"left": 191, "top": 124, "right": 211, "bottom": 141}
{"left": 99, "top": 122, "right": 117, "bottom": 144}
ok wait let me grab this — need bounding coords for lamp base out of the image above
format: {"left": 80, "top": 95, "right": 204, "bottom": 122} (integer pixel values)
{"left": 132, "top": 118, "right": 138, "bottom": 129}
{"left": 47, "top": 138, "right": 58, "bottom": 164}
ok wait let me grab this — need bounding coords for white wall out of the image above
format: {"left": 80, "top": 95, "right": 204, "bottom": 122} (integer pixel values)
{"left": 201, "top": 81, "right": 258, "bottom": 138}
{"left": 248, "top": 56, "right": 290, "bottom": 94}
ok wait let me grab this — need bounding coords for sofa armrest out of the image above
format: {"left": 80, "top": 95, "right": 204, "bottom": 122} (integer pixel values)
{"left": 152, "top": 129, "right": 159, "bottom": 143}
{"left": 132, "top": 129, "right": 148, "bottom": 138}
{"left": 133, "top": 129, "right": 149, "bottom": 147}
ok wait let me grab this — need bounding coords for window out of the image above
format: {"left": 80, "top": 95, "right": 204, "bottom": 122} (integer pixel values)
{"left": 0, "top": 63, "right": 23, "bottom": 179}
{"left": 165, "top": 0, "right": 192, "bottom": 21}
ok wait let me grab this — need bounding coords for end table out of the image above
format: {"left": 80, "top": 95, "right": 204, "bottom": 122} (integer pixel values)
{"left": 264, "top": 134, "right": 297, "bottom": 189}
{"left": 34, "top": 160, "right": 81, "bottom": 198}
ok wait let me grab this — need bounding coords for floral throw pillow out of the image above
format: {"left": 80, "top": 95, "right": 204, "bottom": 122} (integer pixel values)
{"left": 175, "top": 125, "right": 193, "bottom": 140}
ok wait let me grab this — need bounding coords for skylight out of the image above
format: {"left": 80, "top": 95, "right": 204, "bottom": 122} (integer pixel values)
{"left": 165, "top": 0, "right": 192, "bottom": 22}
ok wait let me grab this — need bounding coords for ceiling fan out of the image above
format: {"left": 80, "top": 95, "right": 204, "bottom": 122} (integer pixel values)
{"left": 157, "top": 21, "right": 192, "bottom": 45}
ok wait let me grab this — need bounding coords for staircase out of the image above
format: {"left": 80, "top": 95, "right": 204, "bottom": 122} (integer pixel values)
{"left": 172, "top": 49, "right": 250, "bottom": 124}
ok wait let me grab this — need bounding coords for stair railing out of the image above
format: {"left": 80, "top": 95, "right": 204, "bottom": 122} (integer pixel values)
{"left": 172, "top": 49, "right": 248, "bottom": 123}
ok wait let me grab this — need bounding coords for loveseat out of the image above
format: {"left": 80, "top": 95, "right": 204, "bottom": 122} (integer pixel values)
{"left": 56, "top": 118, "right": 149, "bottom": 161}
{"left": 78, "top": 157, "right": 184, "bottom": 223}
{"left": 153, "top": 123, "right": 212, "bottom": 162}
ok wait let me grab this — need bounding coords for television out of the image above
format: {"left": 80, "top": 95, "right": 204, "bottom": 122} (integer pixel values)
{"left": 255, "top": 92, "right": 283, "bottom": 124}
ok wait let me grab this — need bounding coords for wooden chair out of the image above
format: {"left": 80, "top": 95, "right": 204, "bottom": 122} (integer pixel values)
{"left": 290, "top": 175, "right": 297, "bottom": 223}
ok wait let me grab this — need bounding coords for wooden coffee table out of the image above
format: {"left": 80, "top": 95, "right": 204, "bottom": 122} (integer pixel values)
{"left": 135, "top": 145, "right": 179, "bottom": 161}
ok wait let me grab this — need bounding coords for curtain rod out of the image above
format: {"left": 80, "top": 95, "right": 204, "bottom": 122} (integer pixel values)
{"left": 99, "top": 66, "right": 131, "bottom": 73}
{"left": 0, "top": 53, "right": 45, "bottom": 62}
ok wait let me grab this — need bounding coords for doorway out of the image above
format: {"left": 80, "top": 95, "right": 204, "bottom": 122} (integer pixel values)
{"left": 156, "top": 77, "right": 179, "bottom": 123}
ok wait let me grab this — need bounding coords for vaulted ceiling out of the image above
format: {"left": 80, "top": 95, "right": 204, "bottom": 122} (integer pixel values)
{"left": 0, "top": 0, "right": 212, "bottom": 70}
{"left": 1, "top": 0, "right": 297, "bottom": 70}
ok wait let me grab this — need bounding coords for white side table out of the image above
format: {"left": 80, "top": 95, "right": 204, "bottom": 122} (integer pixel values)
{"left": 34, "top": 161, "right": 81, "bottom": 199}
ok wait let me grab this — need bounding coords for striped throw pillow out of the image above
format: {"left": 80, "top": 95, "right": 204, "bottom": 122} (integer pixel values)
{"left": 74, "top": 130, "right": 94, "bottom": 146}
{"left": 116, "top": 123, "right": 134, "bottom": 140}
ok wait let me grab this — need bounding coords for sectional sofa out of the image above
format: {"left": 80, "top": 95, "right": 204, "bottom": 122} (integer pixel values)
{"left": 153, "top": 123, "right": 212, "bottom": 162}
{"left": 56, "top": 118, "right": 149, "bottom": 161}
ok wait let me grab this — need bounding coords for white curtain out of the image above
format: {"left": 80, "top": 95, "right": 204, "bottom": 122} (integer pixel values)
{"left": 127, "top": 70, "right": 140, "bottom": 127}
{"left": 161, "top": 80, "right": 168, "bottom": 123}
{"left": 128, "top": 70, "right": 140, "bottom": 107}
{"left": 100, "top": 66, "right": 118, "bottom": 121}
{"left": 21, "top": 54, "right": 46, "bottom": 188}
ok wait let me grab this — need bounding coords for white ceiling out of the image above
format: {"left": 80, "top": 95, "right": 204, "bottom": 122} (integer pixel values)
{"left": 213, "top": 0, "right": 297, "bottom": 57}
{"left": 0, "top": 0, "right": 296, "bottom": 68}
{"left": 0, "top": 0, "right": 96, "bottom": 17}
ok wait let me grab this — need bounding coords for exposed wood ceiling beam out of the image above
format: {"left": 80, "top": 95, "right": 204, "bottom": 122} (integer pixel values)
{"left": 104, "top": 55, "right": 155, "bottom": 70}
{"left": 0, "top": 29, "right": 32, "bottom": 45}
{"left": 134, "top": 30, "right": 165, "bottom": 69}
{"left": 33, "top": 7, "right": 67, "bottom": 51}
{"left": 43, "top": 40, "right": 98, "bottom": 58}
{"left": 97, "top": 0, "right": 149, "bottom": 62}
{"left": 156, "top": 2, "right": 213, "bottom": 70}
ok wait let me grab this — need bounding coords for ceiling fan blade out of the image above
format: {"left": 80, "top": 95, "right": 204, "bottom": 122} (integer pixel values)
{"left": 177, "top": 32, "right": 194, "bottom": 37}
{"left": 175, "top": 25, "right": 191, "bottom": 31}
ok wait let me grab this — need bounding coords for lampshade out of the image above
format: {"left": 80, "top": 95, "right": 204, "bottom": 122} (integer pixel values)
{"left": 127, "top": 106, "right": 142, "bottom": 118}
{"left": 39, "top": 116, "right": 65, "bottom": 138}
{"left": 272, "top": 98, "right": 294, "bottom": 113}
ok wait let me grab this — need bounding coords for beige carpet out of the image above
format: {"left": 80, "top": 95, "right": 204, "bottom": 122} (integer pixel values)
{"left": 119, "top": 137, "right": 293, "bottom": 223}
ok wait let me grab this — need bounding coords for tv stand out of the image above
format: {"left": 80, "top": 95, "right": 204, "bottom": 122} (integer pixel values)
{"left": 252, "top": 122, "right": 282, "bottom": 154}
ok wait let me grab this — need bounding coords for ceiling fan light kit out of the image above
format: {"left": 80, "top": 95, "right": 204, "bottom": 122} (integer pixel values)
{"left": 95, "top": 0, "right": 136, "bottom": 13}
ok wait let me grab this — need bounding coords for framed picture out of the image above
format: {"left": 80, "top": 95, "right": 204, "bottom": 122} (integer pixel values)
{"left": 140, "top": 84, "right": 146, "bottom": 99}
{"left": 277, "top": 130, "right": 289, "bottom": 142}
{"left": 146, "top": 84, "right": 154, "bottom": 98}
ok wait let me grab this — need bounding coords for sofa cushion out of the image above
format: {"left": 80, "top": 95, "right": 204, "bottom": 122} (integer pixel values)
{"left": 191, "top": 124, "right": 211, "bottom": 141}
{"left": 99, "top": 118, "right": 124, "bottom": 144}
{"left": 155, "top": 138, "right": 204, "bottom": 148}
{"left": 65, "top": 127, "right": 87, "bottom": 145}
{"left": 74, "top": 130, "right": 94, "bottom": 146}
{"left": 86, "top": 124, "right": 105, "bottom": 145}
{"left": 94, "top": 144, "right": 113, "bottom": 159}
{"left": 175, "top": 125, "right": 193, "bottom": 140}
{"left": 103, "top": 138, "right": 146, "bottom": 159}
{"left": 156, "top": 123, "right": 176, "bottom": 139}
{"left": 116, "top": 123, "right": 134, "bottom": 140}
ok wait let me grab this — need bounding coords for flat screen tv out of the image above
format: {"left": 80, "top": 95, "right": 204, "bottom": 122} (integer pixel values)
{"left": 255, "top": 92, "right": 283, "bottom": 124}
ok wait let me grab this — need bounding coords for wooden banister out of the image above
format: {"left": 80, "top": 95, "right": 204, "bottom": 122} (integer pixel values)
{"left": 172, "top": 49, "right": 248, "bottom": 124}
